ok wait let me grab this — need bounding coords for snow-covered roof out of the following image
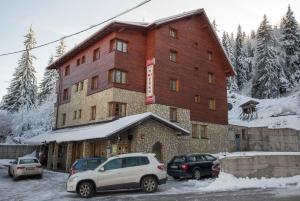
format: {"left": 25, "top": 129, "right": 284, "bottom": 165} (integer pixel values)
{"left": 25, "top": 112, "right": 190, "bottom": 145}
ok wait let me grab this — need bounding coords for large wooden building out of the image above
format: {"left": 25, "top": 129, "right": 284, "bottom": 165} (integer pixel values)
{"left": 29, "top": 9, "right": 234, "bottom": 171}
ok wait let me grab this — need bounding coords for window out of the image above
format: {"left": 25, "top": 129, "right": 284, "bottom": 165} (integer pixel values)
{"left": 63, "top": 88, "right": 69, "bottom": 101}
{"left": 62, "top": 113, "right": 66, "bottom": 126}
{"left": 81, "top": 56, "right": 86, "bottom": 64}
{"left": 75, "top": 81, "right": 84, "bottom": 92}
{"left": 73, "top": 111, "right": 77, "bottom": 120}
{"left": 79, "top": 81, "right": 84, "bottom": 90}
{"left": 200, "top": 125, "right": 208, "bottom": 139}
{"left": 204, "top": 154, "right": 216, "bottom": 161}
{"left": 170, "top": 79, "right": 179, "bottom": 92}
{"left": 109, "top": 69, "right": 127, "bottom": 84}
{"left": 170, "top": 107, "right": 178, "bottom": 122}
{"left": 169, "top": 27, "right": 178, "bottom": 38}
{"left": 192, "top": 124, "right": 200, "bottom": 139}
{"left": 208, "top": 73, "right": 215, "bottom": 84}
{"left": 78, "top": 109, "right": 82, "bottom": 119}
{"left": 109, "top": 102, "right": 126, "bottom": 117}
{"left": 209, "top": 98, "right": 216, "bottom": 110}
{"left": 169, "top": 50, "right": 177, "bottom": 62}
{"left": 208, "top": 51, "right": 213, "bottom": 61}
{"left": 110, "top": 39, "right": 128, "bottom": 53}
{"left": 194, "top": 95, "right": 201, "bottom": 103}
{"left": 76, "top": 58, "right": 80, "bottom": 66}
{"left": 103, "top": 158, "right": 123, "bottom": 171}
{"left": 93, "top": 48, "right": 100, "bottom": 61}
{"left": 91, "top": 76, "right": 99, "bottom": 90}
{"left": 75, "top": 83, "right": 79, "bottom": 92}
{"left": 123, "top": 157, "right": 150, "bottom": 168}
{"left": 196, "top": 155, "right": 206, "bottom": 162}
{"left": 90, "top": 106, "right": 96, "bottom": 120}
{"left": 64, "top": 65, "right": 70, "bottom": 76}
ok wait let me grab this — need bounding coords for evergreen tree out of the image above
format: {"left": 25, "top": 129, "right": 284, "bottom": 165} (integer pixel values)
{"left": 1, "top": 27, "right": 37, "bottom": 112}
{"left": 212, "top": 19, "right": 219, "bottom": 33}
{"left": 252, "top": 15, "right": 281, "bottom": 98}
{"left": 38, "top": 55, "right": 58, "bottom": 104}
{"left": 280, "top": 5, "right": 300, "bottom": 85}
{"left": 56, "top": 39, "right": 66, "bottom": 58}
{"left": 235, "top": 25, "right": 247, "bottom": 90}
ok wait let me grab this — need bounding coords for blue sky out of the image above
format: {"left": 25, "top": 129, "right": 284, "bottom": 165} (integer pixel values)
{"left": 0, "top": 0, "right": 300, "bottom": 98}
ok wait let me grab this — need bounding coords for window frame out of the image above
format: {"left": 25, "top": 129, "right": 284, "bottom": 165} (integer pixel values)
{"left": 169, "top": 50, "right": 178, "bottom": 62}
{"left": 194, "top": 95, "right": 201, "bottom": 104}
{"left": 169, "top": 79, "right": 179, "bottom": 92}
{"left": 192, "top": 124, "right": 200, "bottom": 139}
{"left": 170, "top": 107, "right": 178, "bottom": 122}
{"left": 209, "top": 98, "right": 216, "bottom": 110}
{"left": 208, "top": 72, "right": 215, "bottom": 84}
{"left": 91, "top": 76, "right": 99, "bottom": 90}
{"left": 73, "top": 110, "right": 77, "bottom": 120}
{"left": 81, "top": 55, "right": 86, "bottom": 64}
{"left": 93, "top": 48, "right": 100, "bottom": 61}
{"left": 200, "top": 125, "right": 208, "bottom": 139}
{"left": 78, "top": 109, "right": 82, "bottom": 119}
{"left": 64, "top": 65, "right": 70, "bottom": 76}
{"left": 109, "top": 69, "right": 127, "bottom": 84}
{"left": 76, "top": 58, "right": 81, "bottom": 66}
{"left": 62, "top": 88, "right": 69, "bottom": 101}
{"left": 90, "top": 105, "right": 96, "bottom": 120}
{"left": 169, "top": 27, "right": 178, "bottom": 38}
{"left": 109, "top": 102, "right": 126, "bottom": 117}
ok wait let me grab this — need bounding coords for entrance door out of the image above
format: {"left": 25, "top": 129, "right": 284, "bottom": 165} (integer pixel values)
{"left": 152, "top": 142, "right": 162, "bottom": 162}
{"left": 235, "top": 134, "right": 241, "bottom": 151}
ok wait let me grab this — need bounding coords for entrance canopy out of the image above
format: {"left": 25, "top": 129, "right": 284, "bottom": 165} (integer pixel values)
{"left": 26, "top": 112, "right": 190, "bottom": 145}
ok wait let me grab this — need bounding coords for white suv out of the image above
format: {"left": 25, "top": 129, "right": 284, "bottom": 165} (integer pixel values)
{"left": 67, "top": 153, "right": 167, "bottom": 198}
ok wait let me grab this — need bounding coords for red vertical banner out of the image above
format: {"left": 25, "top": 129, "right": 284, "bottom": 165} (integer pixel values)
{"left": 146, "top": 58, "right": 155, "bottom": 104}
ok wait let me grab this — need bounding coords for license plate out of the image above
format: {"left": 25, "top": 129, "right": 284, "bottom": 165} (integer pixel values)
{"left": 171, "top": 165, "right": 177, "bottom": 169}
{"left": 26, "top": 167, "right": 34, "bottom": 170}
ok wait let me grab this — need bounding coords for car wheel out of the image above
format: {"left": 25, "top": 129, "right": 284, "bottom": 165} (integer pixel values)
{"left": 193, "top": 169, "right": 201, "bottom": 180}
{"left": 78, "top": 181, "right": 95, "bottom": 198}
{"left": 8, "top": 167, "right": 12, "bottom": 177}
{"left": 141, "top": 176, "right": 158, "bottom": 193}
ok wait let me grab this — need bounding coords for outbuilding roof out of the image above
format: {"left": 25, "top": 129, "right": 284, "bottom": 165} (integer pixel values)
{"left": 25, "top": 112, "right": 190, "bottom": 145}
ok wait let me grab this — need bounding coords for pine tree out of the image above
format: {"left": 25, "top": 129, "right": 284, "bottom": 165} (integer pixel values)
{"left": 1, "top": 27, "right": 37, "bottom": 112}
{"left": 252, "top": 15, "right": 281, "bottom": 99}
{"left": 38, "top": 55, "right": 58, "bottom": 104}
{"left": 212, "top": 19, "right": 219, "bottom": 33}
{"left": 235, "top": 25, "right": 247, "bottom": 90}
{"left": 56, "top": 39, "right": 66, "bottom": 58}
{"left": 280, "top": 5, "right": 300, "bottom": 85}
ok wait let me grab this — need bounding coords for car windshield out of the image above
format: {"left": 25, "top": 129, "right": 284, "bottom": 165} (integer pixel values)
{"left": 19, "top": 158, "right": 38, "bottom": 164}
{"left": 173, "top": 156, "right": 186, "bottom": 163}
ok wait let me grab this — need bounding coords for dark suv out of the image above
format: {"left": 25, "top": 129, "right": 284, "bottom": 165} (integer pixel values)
{"left": 69, "top": 157, "right": 106, "bottom": 176}
{"left": 167, "top": 154, "right": 217, "bottom": 180}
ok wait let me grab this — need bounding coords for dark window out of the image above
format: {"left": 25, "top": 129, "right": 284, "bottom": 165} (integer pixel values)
{"left": 169, "top": 27, "right": 178, "bottom": 38}
{"left": 109, "top": 102, "right": 126, "bottom": 117}
{"left": 63, "top": 88, "right": 69, "bottom": 101}
{"left": 208, "top": 51, "right": 213, "bottom": 61}
{"left": 62, "top": 113, "right": 66, "bottom": 126}
{"left": 109, "top": 69, "right": 127, "bottom": 84}
{"left": 103, "top": 158, "right": 123, "bottom": 170}
{"left": 123, "top": 157, "right": 150, "bottom": 168}
{"left": 192, "top": 124, "right": 200, "bottom": 139}
{"left": 194, "top": 95, "right": 201, "bottom": 103}
{"left": 87, "top": 159, "right": 101, "bottom": 169}
{"left": 93, "top": 48, "right": 100, "bottom": 61}
{"left": 81, "top": 55, "right": 86, "bottom": 64}
{"left": 75, "top": 83, "right": 79, "bottom": 92}
{"left": 196, "top": 155, "right": 206, "bottom": 162}
{"left": 91, "top": 76, "right": 99, "bottom": 90}
{"left": 78, "top": 109, "right": 82, "bottom": 119}
{"left": 204, "top": 155, "right": 216, "bottom": 161}
{"left": 172, "top": 156, "right": 186, "bottom": 163}
{"left": 209, "top": 98, "right": 216, "bottom": 110}
{"left": 169, "top": 50, "right": 177, "bottom": 62}
{"left": 200, "top": 125, "right": 208, "bottom": 139}
{"left": 76, "top": 58, "right": 80, "bottom": 66}
{"left": 64, "top": 65, "right": 70, "bottom": 76}
{"left": 208, "top": 72, "right": 215, "bottom": 84}
{"left": 187, "top": 156, "right": 197, "bottom": 162}
{"left": 19, "top": 159, "right": 39, "bottom": 164}
{"left": 90, "top": 106, "right": 96, "bottom": 120}
{"left": 73, "top": 111, "right": 77, "bottom": 120}
{"left": 170, "top": 107, "right": 178, "bottom": 122}
{"left": 170, "top": 79, "right": 179, "bottom": 92}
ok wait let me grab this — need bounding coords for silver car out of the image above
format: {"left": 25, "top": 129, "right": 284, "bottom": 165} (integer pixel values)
{"left": 8, "top": 157, "right": 43, "bottom": 180}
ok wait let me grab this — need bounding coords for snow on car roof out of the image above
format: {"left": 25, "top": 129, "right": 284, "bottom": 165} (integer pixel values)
{"left": 25, "top": 112, "right": 190, "bottom": 145}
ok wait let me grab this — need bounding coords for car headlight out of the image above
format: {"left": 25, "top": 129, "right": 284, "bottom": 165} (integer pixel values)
{"left": 68, "top": 176, "right": 78, "bottom": 182}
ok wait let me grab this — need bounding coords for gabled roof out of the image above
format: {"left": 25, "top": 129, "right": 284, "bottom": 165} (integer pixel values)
{"left": 25, "top": 112, "right": 190, "bottom": 145}
{"left": 47, "top": 9, "right": 235, "bottom": 76}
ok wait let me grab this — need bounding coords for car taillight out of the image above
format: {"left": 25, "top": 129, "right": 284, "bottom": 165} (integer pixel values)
{"left": 17, "top": 166, "right": 25, "bottom": 170}
{"left": 36, "top": 165, "right": 42, "bottom": 168}
{"left": 157, "top": 164, "right": 165, "bottom": 170}
{"left": 181, "top": 163, "right": 189, "bottom": 172}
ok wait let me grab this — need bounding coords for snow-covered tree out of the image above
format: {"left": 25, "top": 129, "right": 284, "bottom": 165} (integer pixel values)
{"left": 1, "top": 26, "right": 37, "bottom": 112}
{"left": 235, "top": 25, "right": 247, "bottom": 90}
{"left": 212, "top": 19, "right": 219, "bottom": 33}
{"left": 280, "top": 5, "right": 300, "bottom": 86}
{"left": 56, "top": 39, "right": 66, "bottom": 58}
{"left": 252, "top": 15, "right": 281, "bottom": 99}
{"left": 38, "top": 55, "right": 58, "bottom": 104}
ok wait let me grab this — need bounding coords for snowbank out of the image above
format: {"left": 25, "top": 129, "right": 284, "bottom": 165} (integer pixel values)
{"left": 215, "top": 151, "right": 300, "bottom": 159}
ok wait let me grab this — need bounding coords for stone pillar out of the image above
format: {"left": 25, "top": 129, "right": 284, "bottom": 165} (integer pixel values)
{"left": 82, "top": 141, "right": 90, "bottom": 158}
{"left": 65, "top": 142, "right": 73, "bottom": 172}
{"left": 52, "top": 143, "right": 59, "bottom": 170}
{"left": 47, "top": 143, "right": 53, "bottom": 169}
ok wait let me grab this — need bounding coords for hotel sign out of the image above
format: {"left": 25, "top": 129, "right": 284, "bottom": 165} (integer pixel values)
{"left": 146, "top": 58, "right": 155, "bottom": 104}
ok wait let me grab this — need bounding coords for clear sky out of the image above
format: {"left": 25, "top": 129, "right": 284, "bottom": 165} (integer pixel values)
{"left": 0, "top": 0, "right": 300, "bottom": 99}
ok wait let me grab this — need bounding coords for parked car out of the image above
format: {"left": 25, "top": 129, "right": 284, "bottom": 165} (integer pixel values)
{"left": 69, "top": 157, "right": 107, "bottom": 176}
{"left": 67, "top": 153, "right": 167, "bottom": 198}
{"left": 167, "top": 153, "right": 217, "bottom": 180}
{"left": 8, "top": 156, "right": 43, "bottom": 180}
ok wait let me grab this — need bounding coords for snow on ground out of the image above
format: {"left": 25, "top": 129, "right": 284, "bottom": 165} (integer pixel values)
{"left": 213, "top": 151, "right": 300, "bottom": 160}
{"left": 228, "top": 91, "right": 300, "bottom": 130}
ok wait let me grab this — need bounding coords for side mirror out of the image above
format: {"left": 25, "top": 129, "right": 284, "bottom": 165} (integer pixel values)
{"left": 99, "top": 167, "right": 105, "bottom": 172}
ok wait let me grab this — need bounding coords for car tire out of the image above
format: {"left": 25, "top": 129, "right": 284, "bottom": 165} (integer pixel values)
{"left": 78, "top": 181, "right": 95, "bottom": 198}
{"left": 193, "top": 169, "right": 201, "bottom": 180}
{"left": 8, "top": 167, "right": 12, "bottom": 177}
{"left": 141, "top": 176, "right": 158, "bottom": 193}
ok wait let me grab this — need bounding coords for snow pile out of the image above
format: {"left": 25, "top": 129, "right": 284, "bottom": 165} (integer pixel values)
{"left": 228, "top": 91, "right": 300, "bottom": 130}
{"left": 214, "top": 151, "right": 300, "bottom": 160}
{"left": 199, "top": 172, "right": 300, "bottom": 192}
